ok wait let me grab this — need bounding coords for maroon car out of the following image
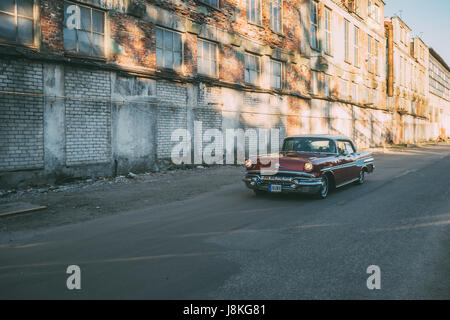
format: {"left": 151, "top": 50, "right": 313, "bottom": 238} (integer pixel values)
{"left": 243, "top": 135, "right": 375, "bottom": 199}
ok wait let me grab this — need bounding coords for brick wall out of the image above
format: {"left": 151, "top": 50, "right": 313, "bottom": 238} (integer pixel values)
{"left": 64, "top": 67, "right": 111, "bottom": 165}
{"left": 0, "top": 58, "right": 44, "bottom": 171}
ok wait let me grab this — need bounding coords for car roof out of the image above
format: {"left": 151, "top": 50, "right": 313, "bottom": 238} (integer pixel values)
{"left": 285, "top": 134, "right": 352, "bottom": 141}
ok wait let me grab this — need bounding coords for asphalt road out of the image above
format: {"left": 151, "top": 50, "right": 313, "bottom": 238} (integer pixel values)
{"left": 0, "top": 145, "right": 449, "bottom": 299}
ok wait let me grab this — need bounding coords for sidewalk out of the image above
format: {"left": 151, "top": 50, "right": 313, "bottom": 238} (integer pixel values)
{"left": 0, "top": 165, "right": 244, "bottom": 233}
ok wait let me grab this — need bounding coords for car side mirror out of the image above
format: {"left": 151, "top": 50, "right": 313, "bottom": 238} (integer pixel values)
{"left": 339, "top": 149, "right": 349, "bottom": 156}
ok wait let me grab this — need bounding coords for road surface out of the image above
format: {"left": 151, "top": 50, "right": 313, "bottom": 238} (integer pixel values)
{"left": 0, "top": 145, "right": 449, "bottom": 299}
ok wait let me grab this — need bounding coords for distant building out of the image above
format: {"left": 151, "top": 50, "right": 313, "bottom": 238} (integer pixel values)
{"left": 385, "top": 16, "right": 430, "bottom": 144}
{"left": 428, "top": 48, "right": 450, "bottom": 139}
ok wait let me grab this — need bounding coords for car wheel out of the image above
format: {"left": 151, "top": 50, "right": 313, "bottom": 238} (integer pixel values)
{"left": 355, "top": 170, "right": 365, "bottom": 185}
{"left": 316, "top": 175, "right": 329, "bottom": 199}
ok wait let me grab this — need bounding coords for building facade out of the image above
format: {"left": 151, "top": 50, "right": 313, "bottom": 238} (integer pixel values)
{"left": 384, "top": 16, "right": 431, "bottom": 144}
{"left": 428, "top": 48, "right": 450, "bottom": 140}
{"left": 0, "top": 0, "right": 447, "bottom": 187}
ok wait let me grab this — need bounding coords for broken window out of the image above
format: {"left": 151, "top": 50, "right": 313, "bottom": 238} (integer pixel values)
{"left": 63, "top": 1, "right": 105, "bottom": 57}
{"left": 156, "top": 27, "right": 182, "bottom": 70}
{"left": 244, "top": 53, "right": 260, "bottom": 86}
{"left": 197, "top": 39, "right": 217, "bottom": 77}
{"left": 0, "top": 0, "right": 34, "bottom": 45}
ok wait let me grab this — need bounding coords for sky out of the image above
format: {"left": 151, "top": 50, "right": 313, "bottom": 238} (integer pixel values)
{"left": 384, "top": 0, "right": 450, "bottom": 64}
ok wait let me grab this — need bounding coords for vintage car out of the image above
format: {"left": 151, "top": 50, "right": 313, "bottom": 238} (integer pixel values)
{"left": 243, "top": 135, "right": 374, "bottom": 199}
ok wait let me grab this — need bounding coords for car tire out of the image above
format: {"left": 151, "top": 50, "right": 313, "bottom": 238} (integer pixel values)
{"left": 355, "top": 169, "right": 365, "bottom": 185}
{"left": 316, "top": 175, "right": 329, "bottom": 199}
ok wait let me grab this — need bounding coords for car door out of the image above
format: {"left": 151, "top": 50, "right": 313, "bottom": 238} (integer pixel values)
{"left": 343, "top": 140, "right": 360, "bottom": 179}
{"left": 333, "top": 140, "right": 357, "bottom": 186}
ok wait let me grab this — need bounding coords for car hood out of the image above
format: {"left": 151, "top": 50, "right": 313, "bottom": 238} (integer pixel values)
{"left": 248, "top": 152, "right": 335, "bottom": 173}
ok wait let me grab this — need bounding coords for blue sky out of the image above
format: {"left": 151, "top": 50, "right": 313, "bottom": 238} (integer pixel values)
{"left": 384, "top": 0, "right": 450, "bottom": 64}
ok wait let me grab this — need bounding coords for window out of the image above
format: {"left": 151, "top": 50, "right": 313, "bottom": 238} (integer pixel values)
{"left": 337, "top": 140, "right": 355, "bottom": 154}
{"left": 324, "top": 74, "right": 330, "bottom": 97}
{"left": 270, "top": 0, "right": 282, "bottom": 33}
{"left": 270, "top": 59, "right": 282, "bottom": 89}
{"left": 197, "top": 39, "right": 217, "bottom": 77}
{"left": 244, "top": 53, "right": 260, "bottom": 85}
{"left": 367, "top": 0, "right": 371, "bottom": 17}
{"left": 374, "top": 4, "right": 379, "bottom": 22}
{"left": 354, "top": 0, "right": 360, "bottom": 14}
{"left": 354, "top": 26, "right": 359, "bottom": 66}
{"left": 283, "top": 137, "right": 336, "bottom": 153}
{"left": 344, "top": 20, "right": 350, "bottom": 62}
{"left": 311, "top": 70, "right": 318, "bottom": 95}
{"left": 199, "top": 0, "right": 218, "bottom": 7}
{"left": 324, "top": 7, "right": 332, "bottom": 55}
{"left": 352, "top": 82, "right": 358, "bottom": 102}
{"left": 374, "top": 40, "right": 379, "bottom": 75}
{"left": 0, "top": 0, "right": 34, "bottom": 45}
{"left": 156, "top": 27, "right": 182, "bottom": 70}
{"left": 63, "top": 2, "right": 105, "bottom": 57}
{"left": 340, "top": 79, "right": 347, "bottom": 100}
{"left": 367, "top": 35, "right": 372, "bottom": 73}
{"left": 310, "top": 0, "right": 319, "bottom": 50}
{"left": 246, "top": 0, "right": 261, "bottom": 25}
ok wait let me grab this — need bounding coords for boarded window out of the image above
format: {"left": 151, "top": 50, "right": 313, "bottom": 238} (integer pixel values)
{"left": 63, "top": 1, "right": 105, "bottom": 57}
{"left": 0, "top": 0, "right": 34, "bottom": 45}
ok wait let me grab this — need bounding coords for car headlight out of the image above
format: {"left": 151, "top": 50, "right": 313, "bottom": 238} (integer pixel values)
{"left": 304, "top": 162, "right": 313, "bottom": 172}
{"left": 245, "top": 159, "right": 253, "bottom": 168}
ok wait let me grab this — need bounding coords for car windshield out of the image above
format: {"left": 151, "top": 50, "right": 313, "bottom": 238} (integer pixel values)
{"left": 282, "top": 138, "right": 336, "bottom": 153}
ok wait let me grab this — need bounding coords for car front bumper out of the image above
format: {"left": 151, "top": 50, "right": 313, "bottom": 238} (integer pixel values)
{"left": 243, "top": 174, "right": 323, "bottom": 194}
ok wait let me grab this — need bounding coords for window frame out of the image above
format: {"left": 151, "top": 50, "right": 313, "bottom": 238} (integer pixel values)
{"left": 310, "top": 0, "right": 319, "bottom": 51}
{"left": 244, "top": 52, "right": 261, "bottom": 86}
{"left": 324, "top": 7, "right": 332, "bottom": 56}
{"left": 246, "top": 0, "right": 262, "bottom": 26}
{"left": 374, "top": 39, "right": 379, "bottom": 75}
{"left": 197, "top": 38, "right": 218, "bottom": 78}
{"left": 367, "top": 34, "right": 373, "bottom": 73}
{"left": 63, "top": 1, "right": 106, "bottom": 58}
{"left": 270, "top": 58, "right": 283, "bottom": 90}
{"left": 0, "top": 0, "right": 37, "bottom": 47}
{"left": 344, "top": 19, "right": 350, "bottom": 63}
{"left": 198, "top": 0, "right": 219, "bottom": 9}
{"left": 155, "top": 26, "right": 183, "bottom": 71}
{"left": 270, "top": 0, "right": 282, "bottom": 34}
{"left": 353, "top": 26, "right": 360, "bottom": 67}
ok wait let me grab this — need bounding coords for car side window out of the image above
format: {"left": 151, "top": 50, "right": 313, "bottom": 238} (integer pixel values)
{"left": 344, "top": 141, "right": 355, "bottom": 154}
{"left": 337, "top": 141, "right": 346, "bottom": 154}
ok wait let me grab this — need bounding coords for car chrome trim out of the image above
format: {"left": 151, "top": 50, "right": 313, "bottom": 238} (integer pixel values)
{"left": 335, "top": 177, "right": 360, "bottom": 188}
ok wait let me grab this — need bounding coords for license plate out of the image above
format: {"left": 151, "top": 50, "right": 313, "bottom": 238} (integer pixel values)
{"left": 269, "top": 184, "right": 282, "bottom": 193}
